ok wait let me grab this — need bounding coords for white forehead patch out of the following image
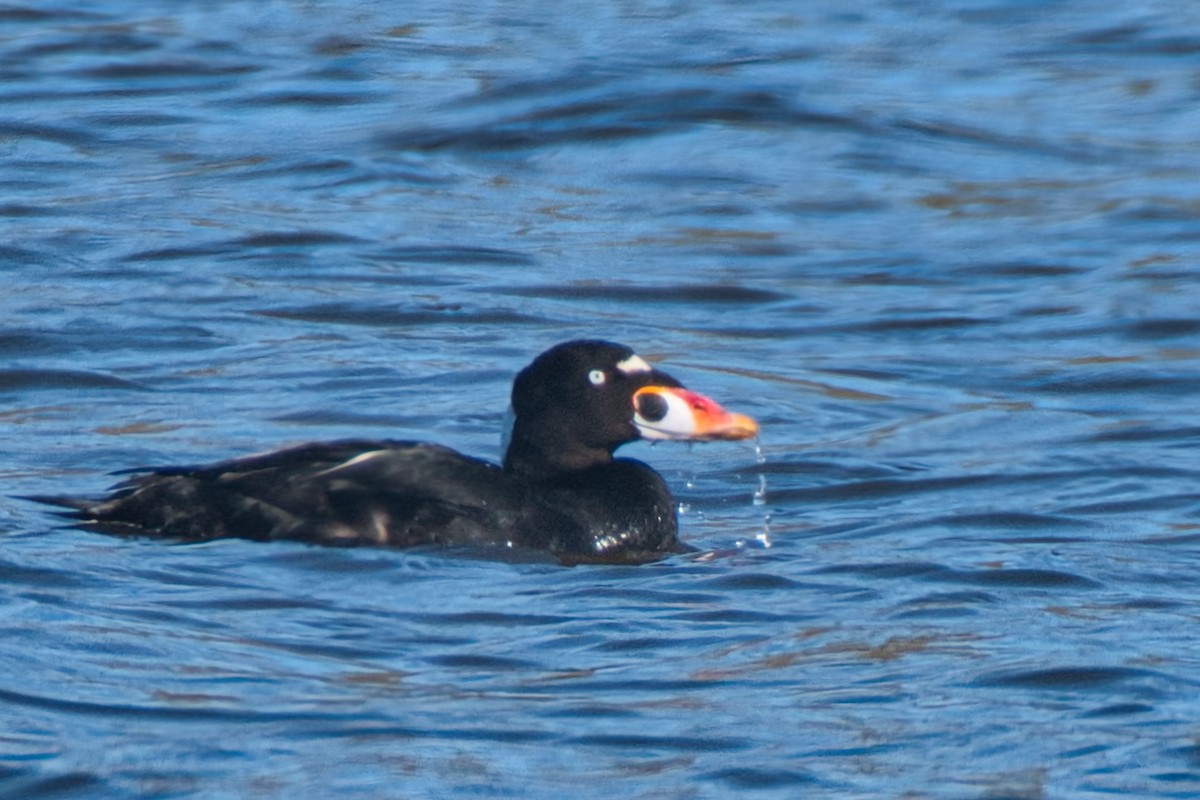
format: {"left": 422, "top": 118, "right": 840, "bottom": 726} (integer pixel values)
{"left": 616, "top": 354, "right": 652, "bottom": 375}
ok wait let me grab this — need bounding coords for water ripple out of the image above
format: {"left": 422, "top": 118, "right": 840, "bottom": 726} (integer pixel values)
{"left": 4, "top": 1, "right": 1199, "bottom": 797}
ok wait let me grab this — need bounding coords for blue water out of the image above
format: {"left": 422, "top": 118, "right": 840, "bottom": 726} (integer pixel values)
{"left": 3, "top": 1, "right": 1200, "bottom": 797}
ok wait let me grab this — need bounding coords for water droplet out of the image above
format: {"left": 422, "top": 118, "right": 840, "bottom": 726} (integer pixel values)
{"left": 752, "top": 474, "right": 767, "bottom": 506}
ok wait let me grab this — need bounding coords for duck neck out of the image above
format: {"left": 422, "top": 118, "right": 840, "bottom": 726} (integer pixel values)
{"left": 502, "top": 419, "right": 614, "bottom": 482}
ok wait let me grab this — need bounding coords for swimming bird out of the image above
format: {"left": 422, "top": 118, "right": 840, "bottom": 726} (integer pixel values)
{"left": 32, "top": 340, "right": 758, "bottom": 562}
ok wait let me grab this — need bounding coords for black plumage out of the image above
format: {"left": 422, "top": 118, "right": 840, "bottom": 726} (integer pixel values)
{"left": 31, "top": 340, "right": 757, "bottom": 562}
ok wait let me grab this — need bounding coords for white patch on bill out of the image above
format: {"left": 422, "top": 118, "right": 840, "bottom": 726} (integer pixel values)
{"left": 616, "top": 354, "right": 652, "bottom": 374}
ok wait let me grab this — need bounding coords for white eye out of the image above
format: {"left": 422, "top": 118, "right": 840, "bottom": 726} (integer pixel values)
{"left": 588, "top": 369, "right": 607, "bottom": 386}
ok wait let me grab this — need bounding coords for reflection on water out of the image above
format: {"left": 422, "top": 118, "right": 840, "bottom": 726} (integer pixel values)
{"left": 3, "top": 0, "right": 1200, "bottom": 798}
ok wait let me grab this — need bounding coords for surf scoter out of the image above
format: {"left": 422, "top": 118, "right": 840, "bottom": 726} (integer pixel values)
{"left": 33, "top": 340, "right": 758, "bottom": 562}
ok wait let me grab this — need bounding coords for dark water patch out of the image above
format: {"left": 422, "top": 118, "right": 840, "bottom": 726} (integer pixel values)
{"left": 746, "top": 459, "right": 900, "bottom": 480}
{"left": 230, "top": 158, "right": 357, "bottom": 181}
{"left": 1062, "top": 492, "right": 1200, "bottom": 516}
{"left": 700, "top": 572, "right": 798, "bottom": 591}
{"left": 1113, "top": 200, "right": 1200, "bottom": 224}
{"left": 486, "top": 283, "right": 788, "bottom": 305}
{"left": 1125, "top": 318, "right": 1200, "bottom": 340}
{"left": 1135, "top": 531, "right": 1200, "bottom": 547}
{"left": 257, "top": 302, "right": 543, "bottom": 328}
{"left": 553, "top": 677, "right": 734, "bottom": 695}
{"left": 1058, "top": 744, "right": 1110, "bottom": 760}
{"left": 706, "top": 317, "right": 998, "bottom": 343}
{"left": 595, "top": 636, "right": 676, "bottom": 653}
{"left": 427, "top": 654, "right": 540, "bottom": 671}
{"left": 1029, "top": 372, "right": 1200, "bottom": 397}
{"left": 314, "top": 368, "right": 506, "bottom": 392}
{"left": 1019, "top": 305, "right": 1082, "bottom": 318}
{"left": 784, "top": 196, "right": 887, "bottom": 215}
{"left": 0, "top": 203, "right": 61, "bottom": 217}
{"left": 1081, "top": 703, "right": 1154, "bottom": 718}
{"left": 230, "top": 230, "right": 365, "bottom": 248}
{"left": 122, "top": 243, "right": 238, "bottom": 262}
{"left": 666, "top": 201, "right": 756, "bottom": 218}
{"left": 0, "top": 686, "right": 350, "bottom": 724}
{"left": 225, "top": 91, "right": 381, "bottom": 108}
{"left": 0, "top": 325, "right": 221, "bottom": 358}
{"left": 570, "top": 733, "right": 749, "bottom": 754}
{"left": 931, "top": 512, "right": 1090, "bottom": 530}
{"left": 383, "top": 87, "right": 865, "bottom": 153}
{"left": 1087, "top": 424, "right": 1200, "bottom": 444}
{"left": 558, "top": 585, "right": 724, "bottom": 607}
{"left": 447, "top": 69, "right": 614, "bottom": 107}
{"left": 894, "top": 116, "right": 1118, "bottom": 162}
{"left": 264, "top": 271, "right": 487, "bottom": 289}
{"left": 0, "top": 331, "right": 69, "bottom": 357}
{"left": 1066, "top": 23, "right": 1200, "bottom": 55}
{"left": 82, "top": 112, "right": 195, "bottom": 127}
{"left": 826, "top": 693, "right": 908, "bottom": 706}
{"left": 816, "top": 561, "right": 949, "bottom": 580}
{"left": 0, "top": 769, "right": 108, "bottom": 800}
{"left": 16, "top": 30, "right": 158, "bottom": 59}
{"left": 671, "top": 608, "right": 799, "bottom": 624}
{"left": 814, "top": 562, "right": 1098, "bottom": 590}
{"left": 984, "top": 535, "right": 1093, "bottom": 546}
{"left": 0, "top": 6, "right": 103, "bottom": 23}
{"left": 312, "top": 35, "right": 371, "bottom": 58}
{"left": 890, "top": 589, "right": 998, "bottom": 619}
{"left": 890, "top": 604, "right": 977, "bottom": 620}
{"left": 974, "top": 666, "right": 1159, "bottom": 691}
{"left": 0, "top": 121, "right": 99, "bottom": 149}
{"left": 0, "top": 369, "right": 143, "bottom": 393}
{"left": 76, "top": 59, "right": 259, "bottom": 81}
{"left": 299, "top": 721, "right": 558, "bottom": 744}
{"left": 270, "top": 410, "right": 437, "bottom": 428}
{"left": 164, "top": 595, "right": 330, "bottom": 613}
{"left": 1149, "top": 771, "right": 1200, "bottom": 785}
{"left": 541, "top": 703, "right": 638, "bottom": 719}
{"left": 364, "top": 245, "right": 535, "bottom": 266}
{"left": 262, "top": 547, "right": 418, "bottom": 574}
{"left": 900, "top": 590, "right": 999, "bottom": 606}
{"left": 1165, "top": 741, "right": 1200, "bottom": 766}
{"left": 1114, "top": 596, "right": 1186, "bottom": 611}
{"left": 0, "top": 558, "right": 99, "bottom": 589}
{"left": 961, "top": 261, "right": 1091, "bottom": 279}
{"left": 702, "top": 767, "right": 819, "bottom": 789}
{"left": 849, "top": 315, "right": 993, "bottom": 333}
{"left": 937, "top": 568, "right": 1100, "bottom": 590}
{"left": 770, "top": 475, "right": 996, "bottom": 505}
{"left": 417, "top": 611, "right": 573, "bottom": 628}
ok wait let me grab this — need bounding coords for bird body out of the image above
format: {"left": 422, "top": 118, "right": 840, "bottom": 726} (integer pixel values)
{"left": 31, "top": 341, "right": 757, "bottom": 562}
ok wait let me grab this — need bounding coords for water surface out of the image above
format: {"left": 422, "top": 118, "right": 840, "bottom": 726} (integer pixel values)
{"left": 3, "top": 1, "right": 1199, "bottom": 798}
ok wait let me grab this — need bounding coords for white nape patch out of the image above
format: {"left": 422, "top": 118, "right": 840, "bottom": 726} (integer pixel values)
{"left": 616, "top": 354, "right": 652, "bottom": 375}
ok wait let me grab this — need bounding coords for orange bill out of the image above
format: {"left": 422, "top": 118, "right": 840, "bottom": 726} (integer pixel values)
{"left": 632, "top": 386, "right": 758, "bottom": 442}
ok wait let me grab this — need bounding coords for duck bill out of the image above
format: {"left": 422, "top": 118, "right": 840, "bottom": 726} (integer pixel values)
{"left": 633, "top": 386, "right": 758, "bottom": 442}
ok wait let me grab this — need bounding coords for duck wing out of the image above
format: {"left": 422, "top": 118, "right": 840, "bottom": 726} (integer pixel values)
{"left": 45, "top": 439, "right": 575, "bottom": 548}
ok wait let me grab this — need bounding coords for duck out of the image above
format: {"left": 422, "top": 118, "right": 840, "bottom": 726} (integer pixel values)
{"left": 32, "top": 340, "right": 758, "bottom": 562}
